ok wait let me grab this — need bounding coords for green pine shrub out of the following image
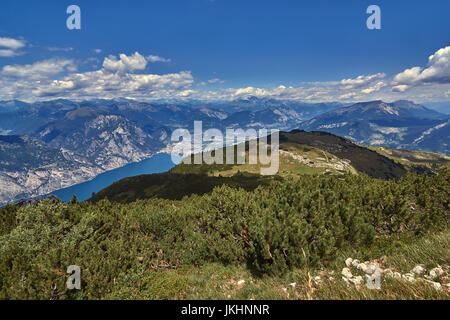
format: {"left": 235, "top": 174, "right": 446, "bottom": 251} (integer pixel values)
{"left": 0, "top": 168, "right": 448, "bottom": 299}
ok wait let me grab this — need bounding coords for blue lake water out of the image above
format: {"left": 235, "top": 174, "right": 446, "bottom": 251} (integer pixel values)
{"left": 49, "top": 153, "right": 175, "bottom": 202}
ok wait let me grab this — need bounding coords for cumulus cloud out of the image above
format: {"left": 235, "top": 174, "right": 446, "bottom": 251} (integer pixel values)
{"left": 0, "top": 52, "right": 193, "bottom": 101}
{"left": 393, "top": 46, "right": 450, "bottom": 90}
{"left": 340, "top": 73, "right": 386, "bottom": 89}
{"left": 1, "top": 58, "right": 76, "bottom": 80}
{"left": 103, "top": 52, "right": 148, "bottom": 73}
{"left": 32, "top": 53, "right": 192, "bottom": 99}
{"left": 1, "top": 47, "right": 449, "bottom": 103}
{"left": 0, "top": 37, "right": 26, "bottom": 57}
{"left": 146, "top": 55, "right": 171, "bottom": 63}
{"left": 0, "top": 49, "right": 18, "bottom": 57}
{"left": 0, "top": 37, "right": 26, "bottom": 50}
{"left": 197, "top": 78, "right": 226, "bottom": 87}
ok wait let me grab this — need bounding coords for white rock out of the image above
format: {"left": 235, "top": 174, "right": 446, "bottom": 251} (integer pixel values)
{"left": 366, "top": 263, "right": 379, "bottom": 275}
{"left": 349, "top": 276, "right": 364, "bottom": 286}
{"left": 432, "top": 282, "right": 442, "bottom": 291}
{"left": 383, "top": 269, "right": 393, "bottom": 276}
{"left": 288, "top": 282, "right": 297, "bottom": 289}
{"left": 237, "top": 280, "right": 245, "bottom": 287}
{"left": 429, "top": 267, "right": 444, "bottom": 279}
{"left": 402, "top": 273, "right": 416, "bottom": 283}
{"left": 393, "top": 272, "right": 402, "bottom": 279}
{"left": 351, "top": 259, "right": 360, "bottom": 267}
{"left": 345, "top": 258, "right": 353, "bottom": 267}
{"left": 342, "top": 268, "right": 353, "bottom": 279}
{"left": 357, "top": 263, "right": 368, "bottom": 273}
{"left": 424, "top": 280, "right": 442, "bottom": 291}
{"left": 411, "top": 265, "right": 426, "bottom": 276}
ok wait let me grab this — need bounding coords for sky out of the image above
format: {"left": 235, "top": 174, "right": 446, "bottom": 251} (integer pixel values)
{"left": 0, "top": 0, "right": 449, "bottom": 104}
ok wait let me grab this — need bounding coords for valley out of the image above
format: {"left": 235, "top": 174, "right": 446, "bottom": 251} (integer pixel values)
{"left": 0, "top": 97, "right": 449, "bottom": 205}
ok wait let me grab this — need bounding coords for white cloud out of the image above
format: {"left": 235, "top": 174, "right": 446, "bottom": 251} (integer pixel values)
{"left": 0, "top": 37, "right": 26, "bottom": 57}
{"left": 0, "top": 52, "right": 193, "bottom": 101}
{"left": 0, "top": 49, "right": 19, "bottom": 57}
{"left": 0, "top": 37, "right": 26, "bottom": 50}
{"left": 47, "top": 46, "right": 73, "bottom": 52}
{"left": 361, "top": 81, "right": 386, "bottom": 94}
{"left": 146, "top": 55, "right": 171, "bottom": 63}
{"left": 103, "top": 52, "right": 148, "bottom": 73}
{"left": 1, "top": 47, "right": 449, "bottom": 104}
{"left": 392, "top": 85, "right": 408, "bottom": 92}
{"left": 31, "top": 53, "right": 192, "bottom": 99}
{"left": 197, "top": 78, "right": 226, "bottom": 86}
{"left": 340, "top": 73, "right": 386, "bottom": 89}
{"left": 393, "top": 46, "right": 450, "bottom": 88}
{"left": 1, "top": 58, "right": 76, "bottom": 80}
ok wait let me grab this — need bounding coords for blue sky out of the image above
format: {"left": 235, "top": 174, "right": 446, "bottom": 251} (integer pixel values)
{"left": 0, "top": 0, "right": 449, "bottom": 103}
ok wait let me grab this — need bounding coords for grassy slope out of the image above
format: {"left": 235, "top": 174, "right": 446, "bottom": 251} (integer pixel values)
{"left": 106, "top": 230, "right": 450, "bottom": 300}
{"left": 92, "top": 130, "right": 440, "bottom": 204}
{"left": 14, "top": 130, "right": 447, "bottom": 300}
{"left": 2, "top": 170, "right": 449, "bottom": 300}
{"left": 369, "top": 146, "right": 450, "bottom": 173}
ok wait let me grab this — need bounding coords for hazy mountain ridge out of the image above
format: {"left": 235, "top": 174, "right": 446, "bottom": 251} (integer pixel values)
{"left": 0, "top": 98, "right": 448, "bottom": 205}
{"left": 301, "top": 100, "right": 449, "bottom": 154}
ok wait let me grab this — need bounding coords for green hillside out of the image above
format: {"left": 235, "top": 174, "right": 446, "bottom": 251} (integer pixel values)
{"left": 1, "top": 130, "right": 449, "bottom": 300}
{"left": 369, "top": 146, "right": 450, "bottom": 173}
{"left": 1, "top": 168, "right": 449, "bottom": 299}
{"left": 91, "top": 130, "right": 447, "bottom": 204}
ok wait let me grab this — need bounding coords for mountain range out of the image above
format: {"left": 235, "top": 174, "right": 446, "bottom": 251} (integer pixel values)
{"left": 0, "top": 97, "right": 448, "bottom": 205}
{"left": 90, "top": 129, "right": 450, "bottom": 203}
{"left": 300, "top": 100, "right": 449, "bottom": 154}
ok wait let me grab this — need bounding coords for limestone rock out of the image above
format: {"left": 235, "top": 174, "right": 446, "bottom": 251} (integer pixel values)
{"left": 411, "top": 265, "right": 426, "bottom": 276}
{"left": 237, "top": 280, "right": 245, "bottom": 287}
{"left": 342, "top": 268, "right": 353, "bottom": 279}
{"left": 345, "top": 258, "right": 353, "bottom": 267}
{"left": 402, "top": 273, "right": 415, "bottom": 283}
{"left": 349, "top": 276, "right": 364, "bottom": 286}
{"left": 357, "top": 263, "right": 368, "bottom": 273}
{"left": 351, "top": 259, "right": 360, "bottom": 268}
{"left": 429, "top": 267, "right": 444, "bottom": 279}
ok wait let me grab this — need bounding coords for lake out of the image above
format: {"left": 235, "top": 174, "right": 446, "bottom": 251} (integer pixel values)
{"left": 50, "top": 153, "right": 176, "bottom": 202}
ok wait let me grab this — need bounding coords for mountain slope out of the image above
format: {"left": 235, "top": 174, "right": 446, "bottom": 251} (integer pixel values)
{"left": 89, "top": 129, "right": 441, "bottom": 204}
{"left": 279, "top": 130, "right": 407, "bottom": 179}
{"left": 1, "top": 98, "right": 448, "bottom": 205}
{"left": 410, "top": 118, "right": 450, "bottom": 155}
{"left": 301, "top": 100, "right": 449, "bottom": 154}
{"left": 35, "top": 113, "right": 164, "bottom": 170}
{"left": 0, "top": 135, "right": 103, "bottom": 205}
